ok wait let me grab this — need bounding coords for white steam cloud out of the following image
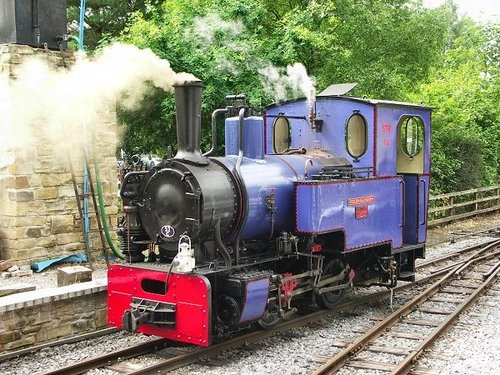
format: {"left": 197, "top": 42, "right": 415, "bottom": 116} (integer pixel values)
{"left": 185, "top": 13, "right": 316, "bottom": 104}
{"left": 0, "top": 43, "right": 197, "bottom": 167}
{"left": 258, "top": 63, "right": 316, "bottom": 104}
{"left": 190, "top": 13, "right": 244, "bottom": 45}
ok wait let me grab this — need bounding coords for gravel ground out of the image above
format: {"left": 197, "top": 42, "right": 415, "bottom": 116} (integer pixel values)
{"left": 1, "top": 212, "right": 499, "bottom": 374}
{"left": 426, "top": 212, "right": 500, "bottom": 247}
{"left": 1, "top": 331, "right": 156, "bottom": 375}
{"left": 0, "top": 261, "right": 108, "bottom": 290}
{"left": 417, "top": 282, "right": 500, "bottom": 375}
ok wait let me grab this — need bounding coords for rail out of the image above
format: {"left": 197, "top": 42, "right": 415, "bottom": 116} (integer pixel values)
{"left": 428, "top": 184, "right": 500, "bottom": 227}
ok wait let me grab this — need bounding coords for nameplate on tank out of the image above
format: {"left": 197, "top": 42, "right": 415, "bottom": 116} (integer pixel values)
{"left": 347, "top": 195, "right": 375, "bottom": 206}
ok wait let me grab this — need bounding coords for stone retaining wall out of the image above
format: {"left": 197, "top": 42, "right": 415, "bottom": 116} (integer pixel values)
{"left": 0, "top": 282, "right": 107, "bottom": 352}
{"left": 0, "top": 44, "right": 118, "bottom": 264}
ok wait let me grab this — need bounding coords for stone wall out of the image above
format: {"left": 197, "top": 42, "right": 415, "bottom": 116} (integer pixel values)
{"left": 0, "top": 282, "right": 107, "bottom": 352}
{"left": 0, "top": 44, "right": 118, "bottom": 264}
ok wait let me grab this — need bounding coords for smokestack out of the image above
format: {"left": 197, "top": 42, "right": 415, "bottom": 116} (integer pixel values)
{"left": 173, "top": 80, "right": 208, "bottom": 165}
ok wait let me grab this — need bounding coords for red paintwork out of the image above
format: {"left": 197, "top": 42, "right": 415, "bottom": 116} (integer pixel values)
{"left": 355, "top": 206, "right": 369, "bottom": 219}
{"left": 107, "top": 264, "right": 211, "bottom": 346}
{"left": 311, "top": 244, "right": 322, "bottom": 253}
{"left": 280, "top": 272, "right": 298, "bottom": 301}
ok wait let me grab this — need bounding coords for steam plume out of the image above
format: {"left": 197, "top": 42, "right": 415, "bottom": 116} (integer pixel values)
{"left": 185, "top": 13, "right": 316, "bottom": 103}
{"left": 258, "top": 63, "right": 316, "bottom": 104}
{"left": 0, "top": 43, "right": 197, "bottom": 167}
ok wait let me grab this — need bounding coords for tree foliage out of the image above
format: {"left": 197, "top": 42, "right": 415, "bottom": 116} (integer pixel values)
{"left": 115, "top": 0, "right": 453, "bottom": 155}
{"left": 409, "top": 20, "right": 500, "bottom": 192}
{"left": 71, "top": 0, "right": 498, "bottom": 193}
{"left": 67, "top": 0, "right": 162, "bottom": 50}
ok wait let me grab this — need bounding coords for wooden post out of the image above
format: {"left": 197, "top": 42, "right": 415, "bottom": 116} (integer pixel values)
{"left": 450, "top": 196, "right": 454, "bottom": 218}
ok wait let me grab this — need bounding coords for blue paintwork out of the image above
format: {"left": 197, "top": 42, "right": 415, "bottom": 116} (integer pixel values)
{"left": 403, "top": 175, "right": 418, "bottom": 244}
{"left": 402, "top": 174, "right": 429, "bottom": 244}
{"left": 219, "top": 96, "right": 431, "bottom": 250}
{"left": 215, "top": 154, "right": 323, "bottom": 241}
{"left": 225, "top": 116, "right": 265, "bottom": 159}
{"left": 375, "top": 106, "right": 431, "bottom": 176}
{"left": 264, "top": 96, "right": 431, "bottom": 250}
{"left": 239, "top": 277, "right": 270, "bottom": 323}
{"left": 265, "top": 100, "right": 310, "bottom": 154}
{"left": 265, "top": 98, "right": 431, "bottom": 177}
{"left": 265, "top": 98, "right": 375, "bottom": 171}
{"left": 418, "top": 175, "right": 430, "bottom": 243}
{"left": 295, "top": 177, "right": 404, "bottom": 250}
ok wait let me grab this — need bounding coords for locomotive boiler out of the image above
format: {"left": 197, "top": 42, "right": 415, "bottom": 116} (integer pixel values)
{"left": 108, "top": 80, "right": 431, "bottom": 346}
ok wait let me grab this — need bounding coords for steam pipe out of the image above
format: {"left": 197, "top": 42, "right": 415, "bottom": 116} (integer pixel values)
{"left": 309, "top": 89, "right": 315, "bottom": 129}
{"left": 78, "top": 0, "right": 86, "bottom": 50}
{"left": 203, "top": 108, "right": 228, "bottom": 156}
{"left": 232, "top": 107, "right": 246, "bottom": 265}
{"left": 78, "top": 0, "right": 92, "bottom": 262}
{"left": 235, "top": 107, "right": 245, "bottom": 173}
{"left": 215, "top": 220, "right": 232, "bottom": 267}
{"left": 32, "top": 0, "right": 40, "bottom": 45}
{"left": 304, "top": 159, "right": 313, "bottom": 180}
{"left": 83, "top": 147, "right": 110, "bottom": 267}
{"left": 92, "top": 128, "right": 125, "bottom": 260}
{"left": 66, "top": 150, "right": 93, "bottom": 268}
{"left": 269, "top": 211, "right": 275, "bottom": 241}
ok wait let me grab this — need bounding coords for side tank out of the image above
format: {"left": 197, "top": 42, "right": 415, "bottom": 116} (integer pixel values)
{"left": 225, "top": 116, "right": 265, "bottom": 159}
{"left": 219, "top": 114, "right": 323, "bottom": 241}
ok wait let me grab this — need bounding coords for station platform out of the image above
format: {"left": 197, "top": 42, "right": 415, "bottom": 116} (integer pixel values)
{"left": 0, "top": 275, "right": 107, "bottom": 352}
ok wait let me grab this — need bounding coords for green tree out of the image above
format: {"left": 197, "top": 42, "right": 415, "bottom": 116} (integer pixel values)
{"left": 116, "top": 0, "right": 454, "bottom": 154}
{"left": 67, "top": 0, "right": 161, "bottom": 50}
{"left": 410, "top": 20, "right": 500, "bottom": 193}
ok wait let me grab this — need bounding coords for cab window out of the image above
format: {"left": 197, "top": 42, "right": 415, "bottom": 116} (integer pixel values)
{"left": 345, "top": 113, "right": 367, "bottom": 159}
{"left": 400, "top": 116, "right": 424, "bottom": 158}
{"left": 273, "top": 117, "right": 291, "bottom": 153}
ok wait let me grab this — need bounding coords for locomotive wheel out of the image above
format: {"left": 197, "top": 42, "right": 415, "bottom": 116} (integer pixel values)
{"left": 316, "top": 258, "right": 347, "bottom": 309}
{"left": 257, "top": 309, "right": 281, "bottom": 329}
{"left": 216, "top": 295, "right": 240, "bottom": 329}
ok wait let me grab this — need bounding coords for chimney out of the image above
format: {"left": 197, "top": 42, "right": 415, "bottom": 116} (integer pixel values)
{"left": 173, "top": 80, "right": 208, "bottom": 165}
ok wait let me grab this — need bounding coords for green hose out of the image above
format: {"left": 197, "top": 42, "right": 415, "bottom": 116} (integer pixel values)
{"left": 92, "top": 129, "right": 125, "bottom": 260}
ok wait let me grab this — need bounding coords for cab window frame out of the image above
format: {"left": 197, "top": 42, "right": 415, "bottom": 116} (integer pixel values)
{"left": 399, "top": 116, "right": 424, "bottom": 158}
{"left": 272, "top": 116, "right": 292, "bottom": 153}
{"left": 345, "top": 112, "right": 368, "bottom": 160}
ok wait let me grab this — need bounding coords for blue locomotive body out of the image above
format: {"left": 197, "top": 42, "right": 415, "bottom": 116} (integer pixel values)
{"left": 222, "top": 93, "right": 430, "bottom": 251}
{"left": 108, "top": 82, "right": 431, "bottom": 346}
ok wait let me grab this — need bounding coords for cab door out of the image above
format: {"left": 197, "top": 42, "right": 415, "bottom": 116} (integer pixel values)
{"left": 397, "top": 116, "right": 429, "bottom": 244}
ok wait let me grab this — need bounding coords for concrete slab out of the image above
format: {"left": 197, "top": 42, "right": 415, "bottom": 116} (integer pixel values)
{"left": 57, "top": 266, "right": 92, "bottom": 287}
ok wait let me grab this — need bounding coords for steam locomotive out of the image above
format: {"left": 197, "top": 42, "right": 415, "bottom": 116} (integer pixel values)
{"left": 108, "top": 80, "right": 431, "bottom": 346}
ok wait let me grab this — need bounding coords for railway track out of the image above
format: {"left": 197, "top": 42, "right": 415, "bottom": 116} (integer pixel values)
{"left": 311, "top": 239, "right": 500, "bottom": 375}
{"left": 416, "top": 236, "right": 499, "bottom": 274}
{"left": 40, "top": 238, "right": 500, "bottom": 375}
{"left": 40, "top": 289, "right": 407, "bottom": 375}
